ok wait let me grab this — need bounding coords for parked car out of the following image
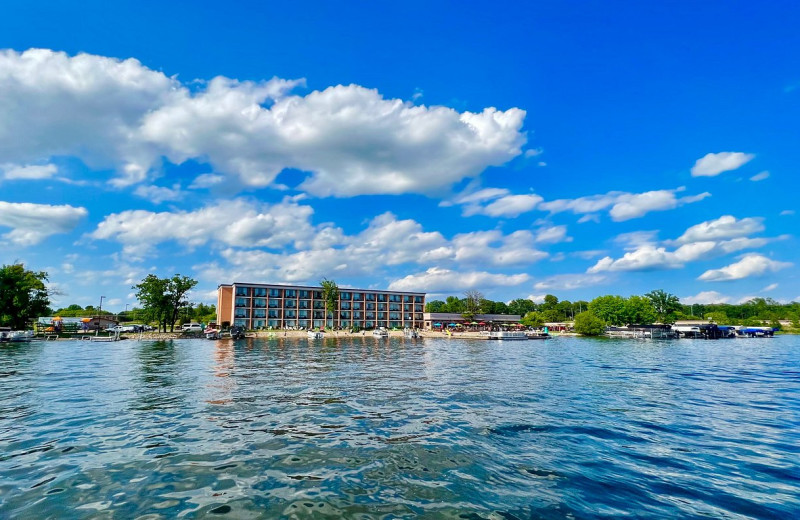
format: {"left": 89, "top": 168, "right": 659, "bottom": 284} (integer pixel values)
{"left": 182, "top": 323, "right": 203, "bottom": 332}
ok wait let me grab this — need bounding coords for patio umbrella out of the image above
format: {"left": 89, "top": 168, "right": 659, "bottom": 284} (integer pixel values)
{"left": 470, "top": 321, "right": 478, "bottom": 325}
{"left": 81, "top": 318, "right": 92, "bottom": 323}
{"left": 478, "top": 322, "right": 486, "bottom": 325}
{"left": 433, "top": 323, "right": 442, "bottom": 327}
{"left": 53, "top": 316, "right": 62, "bottom": 321}
{"left": 448, "top": 323, "right": 457, "bottom": 327}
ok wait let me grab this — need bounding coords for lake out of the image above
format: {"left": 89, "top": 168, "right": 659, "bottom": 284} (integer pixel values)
{"left": 1, "top": 335, "right": 798, "bottom": 518}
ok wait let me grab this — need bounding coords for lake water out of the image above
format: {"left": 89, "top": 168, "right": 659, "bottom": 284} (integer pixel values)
{"left": 1, "top": 335, "right": 798, "bottom": 519}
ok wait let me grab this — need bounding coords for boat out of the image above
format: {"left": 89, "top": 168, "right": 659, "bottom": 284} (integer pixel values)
{"left": 372, "top": 328, "right": 389, "bottom": 337}
{"left": 403, "top": 328, "right": 419, "bottom": 338}
{"left": 526, "top": 331, "right": 550, "bottom": 340}
{"left": 8, "top": 330, "right": 34, "bottom": 342}
{"left": 0, "top": 327, "right": 9, "bottom": 342}
{"left": 229, "top": 325, "right": 246, "bottom": 340}
{"left": 487, "top": 330, "right": 528, "bottom": 340}
{"left": 204, "top": 327, "right": 219, "bottom": 339}
{"left": 736, "top": 327, "right": 776, "bottom": 338}
{"left": 307, "top": 330, "right": 324, "bottom": 339}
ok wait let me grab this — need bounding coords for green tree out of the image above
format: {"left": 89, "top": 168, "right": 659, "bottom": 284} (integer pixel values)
{"left": 573, "top": 311, "right": 606, "bottom": 336}
{"left": 0, "top": 263, "right": 51, "bottom": 329}
{"left": 623, "top": 295, "right": 657, "bottom": 325}
{"left": 425, "top": 300, "right": 446, "bottom": 312}
{"left": 320, "top": 278, "right": 339, "bottom": 328}
{"left": 521, "top": 311, "right": 545, "bottom": 328}
{"left": 462, "top": 290, "right": 483, "bottom": 321}
{"left": 508, "top": 298, "right": 536, "bottom": 317}
{"left": 645, "top": 289, "right": 681, "bottom": 323}
{"left": 133, "top": 274, "right": 197, "bottom": 332}
{"left": 542, "top": 294, "right": 559, "bottom": 310}
{"left": 493, "top": 301, "right": 510, "bottom": 314}
{"left": 705, "top": 311, "right": 730, "bottom": 324}
{"left": 589, "top": 295, "right": 626, "bottom": 326}
{"left": 444, "top": 296, "right": 464, "bottom": 313}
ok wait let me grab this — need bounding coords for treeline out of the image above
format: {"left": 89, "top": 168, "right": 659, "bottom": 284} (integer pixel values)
{"left": 51, "top": 302, "right": 217, "bottom": 326}
{"left": 427, "top": 291, "right": 800, "bottom": 328}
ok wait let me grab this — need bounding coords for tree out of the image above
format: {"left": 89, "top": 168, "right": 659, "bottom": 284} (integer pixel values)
{"left": 705, "top": 311, "right": 730, "bottom": 324}
{"left": 589, "top": 295, "right": 626, "bottom": 326}
{"left": 425, "top": 300, "right": 446, "bottom": 312}
{"left": 320, "top": 278, "right": 339, "bottom": 328}
{"left": 573, "top": 311, "right": 606, "bottom": 336}
{"left": 521, "top": 311, "right": 545, "bottom": 328}
{"left": 444, "top": 296, "right": 464, "bottom": 313}
{"left": 508, "top": 298, "right": 536, "bottom": 317}
{"left": 542, "top": 294, "right": 559, "bottom": 310}
{"left": 133, "top": 274, "right": 197, "bottom": 332}
{"left": 645, "top": 289, "right": 681, "bottom": 324}
{"left": 623, "top": 295, "right": 657, "bottom": 325}
{"left": 493, "top": 301, "right": 510, "bottom": 314}
{"left": 462, "top": 290, "right": 483, "bottom": 321}
{"left": 0, "top": 263, "right": 51, "bottom": 329}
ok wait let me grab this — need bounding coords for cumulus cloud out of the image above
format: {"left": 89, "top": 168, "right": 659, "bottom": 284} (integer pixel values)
{"left": 761, "top": 283, "right": 778, "bottom": 293}
{"left": 473, "top": 194, "right": 543, "bottom": 217}
{"left": 451, "top": 230, "right": 548, "bottom": 266}
{"left": 681, "top": 291, "right": 731, "bottom": 304}
{"left": 780, "top": 210, "right": 794, "bottom": 216}
{"left": 2, "top": 163, "right": 58, "bottom": 180}
{"left": 133, "top": 184, "right": 183, "bottom": 204}
{"left": 698, "top": 254, "right": 792, "bottom": 282}
{"left": 673, "top": 215, "right": 764, "bottom": 244}
{"left": 539, "top": 187, "right": 710, "bottom": 222}
{"left": 0, "top": 48, "right": 527, "bottom": 196}
{"left": 750, "top": 171, "right": 770, "bottom": 182}
{"left": 691, "top": 152, "right": 754, "bottom": 177}
{"left": 0, "top": 201, "right": 87, "bottom": 245}
{"left": 387, "top": 267, "right": 529, "bottom": 293}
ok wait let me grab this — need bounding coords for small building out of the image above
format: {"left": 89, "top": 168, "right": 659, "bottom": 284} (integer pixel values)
{"left": 423, "top": 313, "right": 521, "bottom": 330}
{"left": 37, "top": 316, "right": 118, "bottom": 332}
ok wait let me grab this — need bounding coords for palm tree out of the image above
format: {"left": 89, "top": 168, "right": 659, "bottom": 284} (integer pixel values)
{"left": 320, "top": 278, "right": 339, "bottom": 329}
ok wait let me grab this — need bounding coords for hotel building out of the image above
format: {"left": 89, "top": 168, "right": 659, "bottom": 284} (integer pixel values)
{"left": 217, "top": 282, "right": 426, "bottom": 330}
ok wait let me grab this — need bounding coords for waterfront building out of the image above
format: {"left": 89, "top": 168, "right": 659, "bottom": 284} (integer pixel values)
{"left": 217, "top": 283, "right": 425, "bottom": 330}
{"left": 423, "top": 312, "right": 521, "bottom": 329}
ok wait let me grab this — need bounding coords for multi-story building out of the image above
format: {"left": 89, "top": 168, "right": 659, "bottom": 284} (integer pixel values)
{"left": 217, "top": 283, "right": 426, "bottom": 330}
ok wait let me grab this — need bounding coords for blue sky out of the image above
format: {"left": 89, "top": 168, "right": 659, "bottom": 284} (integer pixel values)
{"left": 1, "top": 0, "right": 798, "bottom": 312}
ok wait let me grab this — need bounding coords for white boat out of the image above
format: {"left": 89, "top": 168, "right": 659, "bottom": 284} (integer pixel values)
{"left": 3, "top": 330, "right": 34, "bottom": 342}
{"left": 403, "top": 328, "right": 419, "bottom": 338}
{"left": 487, "top": 330, "right": 528, "bottom": 340}
{"left": 372, "top": 328, "right": 389, "bottom": 337}
{"left": 204, "top": 328, "right": 219, "bottom": 339}
{"left": 307, "top": 330, "right": 324, "bottom": 339}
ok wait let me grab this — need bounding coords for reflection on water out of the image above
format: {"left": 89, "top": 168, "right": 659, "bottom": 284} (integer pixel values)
{"left": 1, "top": 336, "right": 799, "bottom": 518}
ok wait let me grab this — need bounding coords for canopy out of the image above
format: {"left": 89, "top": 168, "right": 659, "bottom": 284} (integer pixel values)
{"left": 433, "top": 323, "right": 442, "bottom": 326}
{"left": 470, "top": 321, "right": 478, "bottom": 325}
{"left": 448, "top": 323, "right": 457, "bottom": 327}
{"left": 81, "top": 318, "right": 92, "bottom": 323}
{"left": 478, "top": 322, "right": 486, "bottom": 325}
{"left": 53, "top": 316, "right": 62, "bottom": 321}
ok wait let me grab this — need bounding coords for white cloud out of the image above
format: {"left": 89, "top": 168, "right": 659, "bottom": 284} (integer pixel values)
{"left": 451, "top": 230, "right": 548, "bottom": 266}
{"left": 673, "top": 215, "right": 764, "bottom": 244}
{"left": 189, "top": 173, "right": 225, "bottom": 189}
{"left": 681, "top": 291, "right": 731, "bottom": 304}
{"left": 476, "top": 194, "right": 543, "bottom": 217}
{"left": 539, "top": 188, "right": 709, "bottom": 222}
{"left": 534, "top": 224, "right": 572, "bottom": 244}
{"left": 0, "top": 201, "right": 87, "bottom": 246}
{"left": 0, "top": 49, "right": 527, "bottom": 196}
{"left": 698, "top": 254, "right": 792, "bottom": 282}
{"left": 90, "top": 198, "right": 325, "bottom": 257}
{"left": 2, "top": 163, "right": 58, "bottom": 180}
{"left": 750, "top": 171, "right": 770, "bottom": 182}
{"left": 588, "top": 246, "right": 683, "bottom": 273}
{"left": 388, "top": 267, "right": 529, "bottom": 293}
{"left": 691, "top": 152, "right": 754, "bottom": 177}
{"left": 780, "top": 210, "right": 795, "bottom": 216}
{"left": 761, "top": 283, "right": 778, "bottom": 292}
{"left": 133, "top": 184, "right": 183, "bottom": 203}
{"left": 534, "top": 273, "right": 607, "bottom": 291}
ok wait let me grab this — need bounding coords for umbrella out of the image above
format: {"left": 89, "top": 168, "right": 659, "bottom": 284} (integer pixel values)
{"left": 448, "top": 323, "right": 457, "bottom": 327}
{"left": 81, "top": 318, "right": 92, "bottom": 323}
{"left": 433, "top": 322, "right": 442, "bottom": 327}
{"left": 470, "top": 321, "right": 478, "bottom": 325}
{"left": 478, "top": 322, "right": 486, "bottom": 325}
{"left": 53, "top": 316, "right": 62, "bottom": 321}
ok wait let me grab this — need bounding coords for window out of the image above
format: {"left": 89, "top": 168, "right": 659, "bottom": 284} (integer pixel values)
{"left": 299, "top": 290, "right": 310, "bottom": 298}
{"left": 268, "top": 299, "right": 280, "bottom": 308}
{"left": 269, "top": 288, "right": 282, "bottom": 297}
{"left": 285, "top": 289, "right": 296, "bottom": 298}
{"left": 254, "top": 298, "right": 266, "bottom": 308}
{"left": 235, "top": 298, "right": 248, "bottom": 307}
{"left": 235, "top": 287, "right": 249, "bottom": 296}
{"left": 284, "top": 299, "right": 296, "bottom": 308}
{"left": 341, "top": 292, "right": 351, "bottom": 300}
{"left": 352, "top": 292, "right": 362, "bottom": 300}
{"left": 254, "top": 288, "right": 267, "bottom": 297}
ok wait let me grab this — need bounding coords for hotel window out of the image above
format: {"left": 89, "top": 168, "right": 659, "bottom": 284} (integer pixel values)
{"left": 268, "top": 310, "right": 281, "bottom": 318}
{"left": 378, "top": 303, "right": 386, "bottom": 311}
{"left": 404, "top": 314, "right": 412, "bottom": 320}
{"left": 365, "top": 321, "right": 375, "bottom": 328}
{"left": 378, "top": 312, "right": 386, "bottom": 319}
{"left": 254, "top": 298, "right": 266, "bottom": 308}
{"left": 341, "top": 302, "right": 351, "bottom": 310}
{"left": 313, "top": 311, "right": 325, "bottom": 319}
{"left": 285, "top": 310, "right": 297, "bottom": 319}
{"left": 366, "top": 293, "right": 375, "bottom": 301}
{"left": 378, "top": 294, "right": 387, "bottom": 302}
{"left": 414, "top": 296, "right": 423, "bottom": 303}
{"left": 404, "top": 296, "right": 411, "bottom": 303}
{"left": 234, "top": 319, "right": 247, "bottom": 327}
{"left": 299, "top": 300, "right": 310, "bottom": 309}
{"left": 390, "top": 312, "right": 400, "bottom": 320}
{"left": 353, "top": 312, "right": 362, "bottom": 319}
{"left": 284, "top": 299, "right": 296, "bottom": 308}
{"left": 299, "top": 310, "right": 310, "bottom": 318}
{"left": 389, "top": 304, "right": 400, "bottom": 311}
{"left": 254, "top": 309, "right": 266, "bottom": 318}
{"left": 415, "top": 305, "right": 423, "bottom": 312}
{"left": 366, "top": 312, "right": 375, "bottom": 320}
{"left": 341, "top": 292, "right": 351, "bottom": 300}
{"left": 235, "top": 287, "right": 249, "bottom": 296}
{"left": 254, "top": 288, "right": 267, "bottom": 297}
{"left": 268, "top": 299, "right": 280, "bottom": 308}
{"left": 235, "top": 298, "right": 248, "bottom": 307}
{"left": 285, "top": 289, "right": 296, "bottom": 297}
{"left": 269, "top": 288, "right": 282, "bottom": 297}
{"left": 341, "top": 311, "right": 351, "bottom": 319}
{"left": 313, "top": 301, "right": 324, "bottom": 309}
{"left": 313, "top": 291, "right": 322, "bottom": 299}
{"left": 352, "top": 292, "right": 362, "bottom": 300}
{"left": 299, "top": 290, "right": 310, "bottom": 298}
{"left": 353, "top": 303, "right": 362, "bottom": 310}
{"left": 366, "top": 303, "right": 375, "bottom": 310}
{"left": 253, "top": 319, "right": 265, "bottom": 328}
{"left": 268, "top": 319, "right": 280, "bottom": 328}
